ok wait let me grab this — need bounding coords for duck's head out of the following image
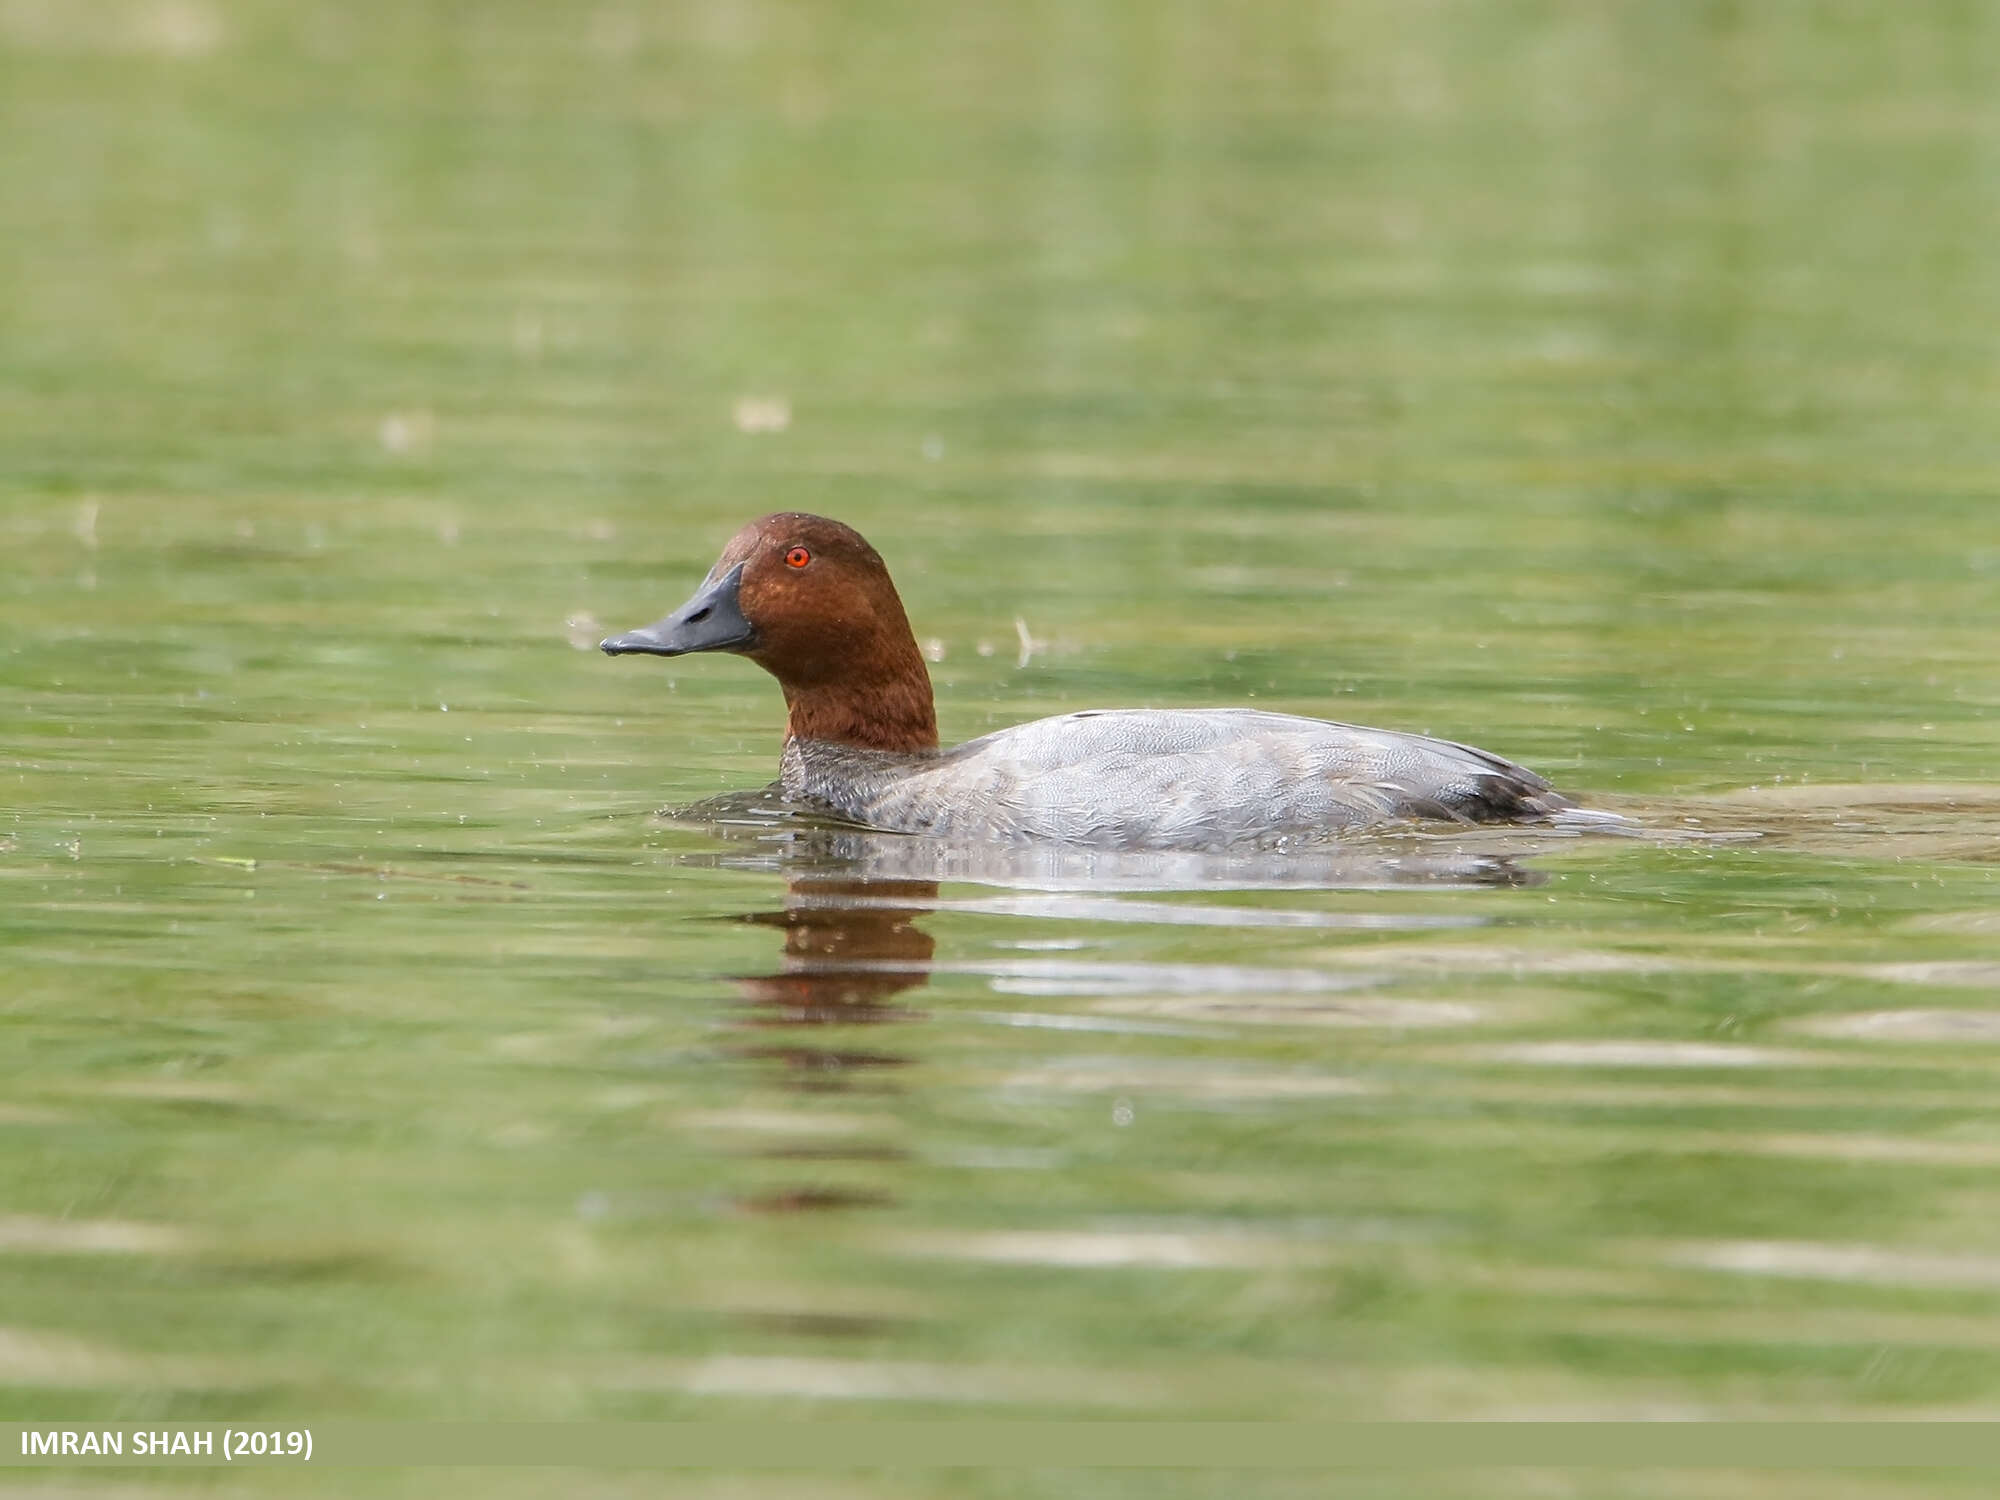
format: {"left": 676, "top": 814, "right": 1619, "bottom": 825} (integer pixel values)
{"left": 602, "top": 513, "right": 938, "bottom": 753}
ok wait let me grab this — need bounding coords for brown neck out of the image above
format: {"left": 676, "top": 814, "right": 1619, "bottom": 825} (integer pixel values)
{"left": 779, "top": 647, "right": 939, "bottom": 755}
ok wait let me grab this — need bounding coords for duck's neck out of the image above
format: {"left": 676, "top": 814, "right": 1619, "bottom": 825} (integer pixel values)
{"left": 779, "top": 653, "right": 939, "bottom": 756}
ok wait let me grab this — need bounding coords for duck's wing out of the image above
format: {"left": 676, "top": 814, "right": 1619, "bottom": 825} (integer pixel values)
{"left": 1294, "top": 717, "right": 1569, "bottom": 825}
{"left": 927, "top": 709, "right": 1572, "bottom": 844}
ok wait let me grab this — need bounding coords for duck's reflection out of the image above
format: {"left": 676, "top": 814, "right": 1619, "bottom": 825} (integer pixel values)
{"left": 733, "top": 876, "right": 938, "bottom": 1028}
{"left": 682, "top": 809, "right": 1548, "bottom": 1230}
{"left": 682, "top": 791, "right": 1555, "bottom": 892}
{"left": 726, "top": 874, "right": 937, "bottom": 1102}
{"left": 699, "top": 808, "right": 1550, "bottom": 1085}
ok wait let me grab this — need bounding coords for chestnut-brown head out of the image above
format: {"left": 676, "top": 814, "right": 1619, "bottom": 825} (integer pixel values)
{"left": 602, "top": 514, "right": 938, "bottom": 754}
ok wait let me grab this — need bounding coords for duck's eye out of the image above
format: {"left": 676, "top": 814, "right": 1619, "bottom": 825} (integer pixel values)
{"left": 784, "top": 545, "right": 811, "bottom": 569}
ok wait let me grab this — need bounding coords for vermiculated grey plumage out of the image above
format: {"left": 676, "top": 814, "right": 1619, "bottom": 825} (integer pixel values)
{"left": 781, "top": 708, "right": 1572, "bottom": 850}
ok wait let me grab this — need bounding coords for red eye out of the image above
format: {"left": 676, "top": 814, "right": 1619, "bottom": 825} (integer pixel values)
{"left": 784, "top": 545, "right": 811, "bottom": 569}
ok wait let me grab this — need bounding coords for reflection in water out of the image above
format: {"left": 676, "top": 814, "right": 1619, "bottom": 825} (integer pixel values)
{"left": 723, "top": 1309, "right": 914, "bottom": 1340}
{"left": 734, "top": 1185, "right": 899, "bottom": 1215}
{"left": 702, "top": 793, "right": 1557, "bottom": 1050}
{"left": 734, "top": 878, "right": 939, "bottom": 1027}
{"left": 703, "top": 792, "right": 1551, "bottom": 1076}
{"left": 730, "top": 1044, "right": 911, "bottom": 1092}
{"left": 719, "top": 872, "right": 933, "bottom": 1220}
{"left": 728, "top": 876, "right": 936, "bottom": 1117}
{"left": 677, "top": 787, "right": 1555, "bottom": 891}
{"left": 700, "top": 798, "right": 1552, "bottom": 1221}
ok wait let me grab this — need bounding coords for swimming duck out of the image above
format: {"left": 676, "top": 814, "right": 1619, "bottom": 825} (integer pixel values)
{"left": 602, "top": 513, "right": 1591, "bottom": 848}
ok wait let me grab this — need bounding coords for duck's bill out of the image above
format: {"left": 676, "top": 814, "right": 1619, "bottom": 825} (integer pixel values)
{"left": 601, "top": 562, "right": 756, "bottom": 657}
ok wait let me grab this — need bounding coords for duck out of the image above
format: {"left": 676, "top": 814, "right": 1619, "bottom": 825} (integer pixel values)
{"left": 601, "top": 513, "right": 1600, "bottom": 849}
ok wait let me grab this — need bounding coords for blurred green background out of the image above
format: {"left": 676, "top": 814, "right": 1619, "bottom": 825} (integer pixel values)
{"left": 6, "top": 2, "right": 2000, "bottom": 1495}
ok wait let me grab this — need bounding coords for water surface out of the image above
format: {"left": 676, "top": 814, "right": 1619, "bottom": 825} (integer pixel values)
{"left": 6, "top": 2, "right": 2000, "bottom": 1491}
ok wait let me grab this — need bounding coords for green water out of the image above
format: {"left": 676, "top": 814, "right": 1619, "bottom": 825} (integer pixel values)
{"left": 7, "top": 1, "right": 2000, "bottom": 1491}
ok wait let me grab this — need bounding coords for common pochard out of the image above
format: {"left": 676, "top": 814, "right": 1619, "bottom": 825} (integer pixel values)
{"left": 602, "top": 514, "right": 1600, "bottom": 848}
